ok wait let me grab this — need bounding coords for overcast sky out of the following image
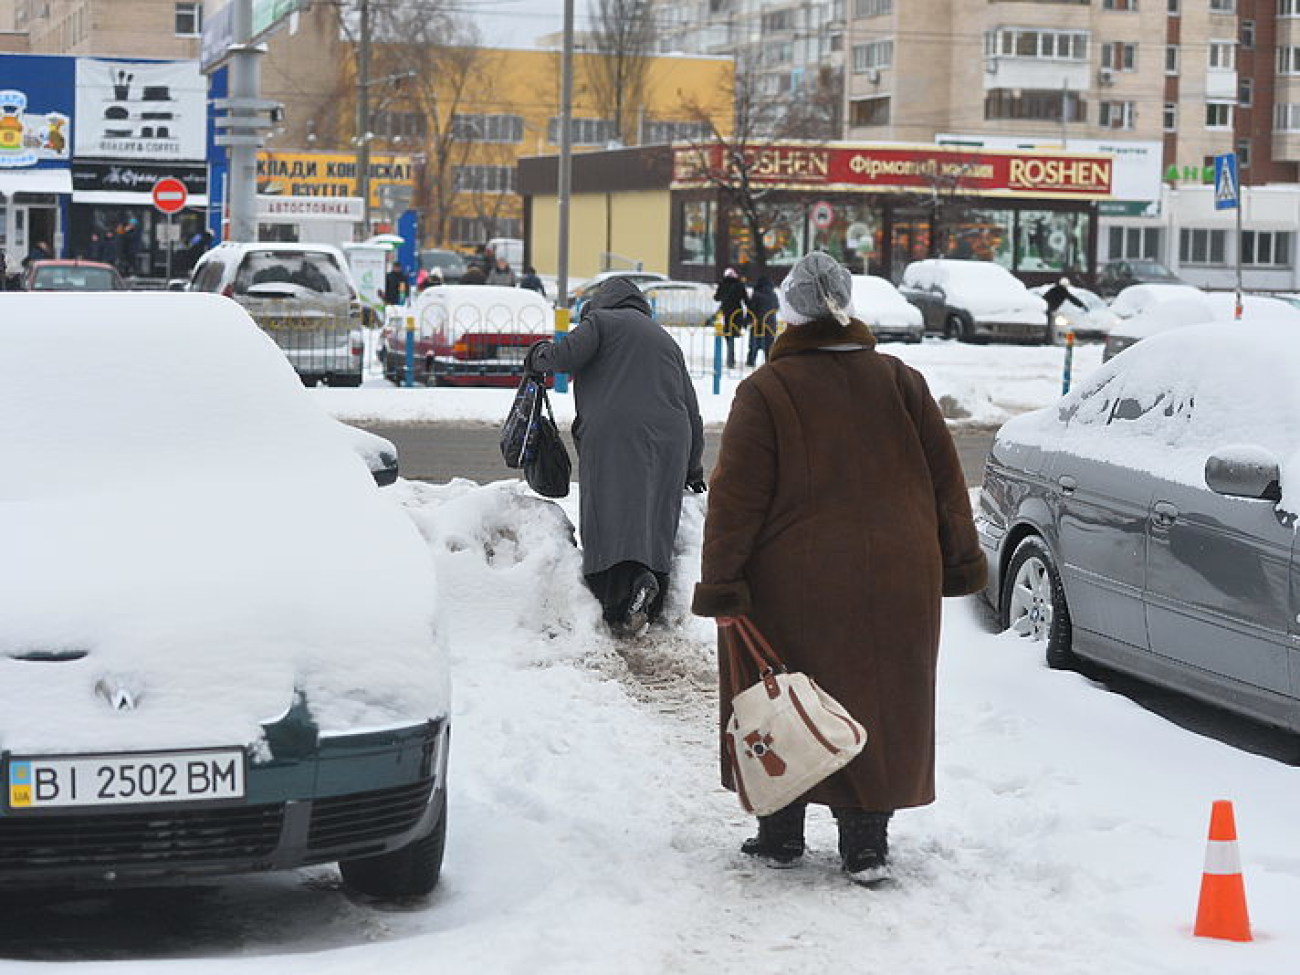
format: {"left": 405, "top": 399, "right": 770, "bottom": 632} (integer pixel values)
{"left": 467, "top": 0, "right": 575, "bottom": 48}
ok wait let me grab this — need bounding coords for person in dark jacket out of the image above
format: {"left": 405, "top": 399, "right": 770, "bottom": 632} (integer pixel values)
{"left": 460, "top": 262, "right": 487, "bottom": 285}
{"left": 745, "top": 275, "right": 779, "bottom": 366}
{"left": 1041, "top": 276, "right": 1086, "bottom": 340}
{"left": 486, "top": 255, "right": 517, "bottom": 286}
{"left": 713, "top": 267, "right": 750, "bottom": 369}
{"left": 519, "top": 265, "right": 546, "bottom": 297}
{"left": 384, "top": 261, "right": 409, "bottom": 305}
{"left": 525, "top": 278, "right": 706, "bottom": 637}
{"left": 693, "top": 251, "right": 985, "bottom": 887}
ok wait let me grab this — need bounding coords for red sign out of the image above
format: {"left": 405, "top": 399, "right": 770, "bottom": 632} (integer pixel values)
{"left": 673, "top": 143, "right": 1115, "bottom": 199}
{"left": 811, "top": 200, "right": 834, "bottom": 229}
{"left": 152, "top": 177, "right": 189, "bottom": 214}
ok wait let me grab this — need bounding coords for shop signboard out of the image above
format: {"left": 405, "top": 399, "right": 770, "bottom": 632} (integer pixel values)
{"left": 74, "top": 58, "right": 207, "bottom": 163}
{"left": 71, "top": 161, "right": 207, "bottom": 196}
{"left": 0, "top": 55, "right": 75, "bottom": 171}
{"left": 673, "top": 143, "right": 1116, "bottom": 200}
{"left": 256, "top": 150, "right": 416, "bottom": 211}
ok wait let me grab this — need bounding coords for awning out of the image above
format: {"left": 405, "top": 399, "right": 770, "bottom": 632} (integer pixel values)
{"left": 72, "top": 190, "right": 209, "bottom": 207}
{"left": 0, "top": 169, "right": 73, "bottom": 197}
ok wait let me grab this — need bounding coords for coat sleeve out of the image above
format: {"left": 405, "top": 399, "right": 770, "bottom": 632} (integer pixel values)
{"left": 904, "top": 369, "right": 988, "bottom": 597}
{"left": 528, "top": 315, "right": 601, "bottom": 375}
{"left": 691, "top": 380, "right": 777, "bottom": 618}
{"left": 682, "top": 359, "right": 705, "bottom": 482}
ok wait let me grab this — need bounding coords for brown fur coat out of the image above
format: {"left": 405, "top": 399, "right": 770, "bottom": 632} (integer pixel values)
{"left": 692, "top": 317, "right": 986, "bottom": 812}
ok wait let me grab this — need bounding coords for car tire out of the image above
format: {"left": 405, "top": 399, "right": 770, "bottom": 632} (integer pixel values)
{"left": 329, "top": 373, "right": 363, "bottom": 388}
{"left": 943, "top": 313, "right": 963, "bottom": 340}
{"left": 340, "top": 787, "right": 447, "bottom": 898}
{"left": 1001, "top": 535, "right": 1074, "bottom": 670}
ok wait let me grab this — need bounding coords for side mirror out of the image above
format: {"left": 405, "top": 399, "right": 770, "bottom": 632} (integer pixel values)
{"left": 1205, "top": 445, "right": 1281, "bottom": 502}
{"left": 335, "top": 421, "right": 400, "bottom": 487}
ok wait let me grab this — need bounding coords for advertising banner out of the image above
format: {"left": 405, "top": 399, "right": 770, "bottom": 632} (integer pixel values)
{"left": 75, "top": 58, "right": 207, "bottom": 162}
{"left": 0, "top": 54, "right": 75, "bottom": 170}
{"left": 72, "top": 161, "right": 207, "bottom": 196}
{"left": 257, "top": 150, "right": 416, "bottom": 210}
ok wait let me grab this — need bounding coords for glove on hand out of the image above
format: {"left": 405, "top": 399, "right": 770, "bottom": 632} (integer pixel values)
{"left": 686, "top": 477, "right": 707, "bottom": 494}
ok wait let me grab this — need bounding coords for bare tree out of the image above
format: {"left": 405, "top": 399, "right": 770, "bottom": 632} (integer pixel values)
{"left": 586, "top": 0, "right": 657, "bottom": 146}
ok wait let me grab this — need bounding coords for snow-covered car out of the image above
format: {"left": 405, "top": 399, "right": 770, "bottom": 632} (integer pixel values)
{"left": 641, "top": 280, "right": 717, "bottom": 328}
{"left": 1029, "top": 284, "right": 1118, "bottom": 343}
{"left": 1095, "top": 258, "right": 1185, "bottom": 298}
{"left": 850, "top": 274, "right": 923, "bottom": 343}
{"left": 567, "top": 270, "right": 668, "bottom": 311}
{"left": 1102, "top": 290, "right": 1300, "bottom": 361}
{"left": 188, "top": 242, "right": 366, "bottom": 388}
{"left": 978, "top": 318, "right": 1300, "bottom": 731}
{"left": 0, "top": 293, "right": 449, "bottom": 896}
{"left": 381, "top": 283, "right": 552, "bottom": 386}
{"left": 898, "top": 259, "right": 1048, "bottom": 343}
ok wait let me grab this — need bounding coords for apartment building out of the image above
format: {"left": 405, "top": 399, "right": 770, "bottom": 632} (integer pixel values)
{"left": 10, "top": 0, "right": 202, "bottom": 57}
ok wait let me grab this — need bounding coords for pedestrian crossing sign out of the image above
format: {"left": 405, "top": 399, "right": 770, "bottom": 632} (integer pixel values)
{"left": 1214, "top": 154, "right": 1239, "bottom": 210}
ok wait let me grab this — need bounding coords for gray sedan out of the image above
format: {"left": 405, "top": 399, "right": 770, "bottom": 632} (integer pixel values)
{"left": 977, "top": 318, "right": 1300, "bottom": 731}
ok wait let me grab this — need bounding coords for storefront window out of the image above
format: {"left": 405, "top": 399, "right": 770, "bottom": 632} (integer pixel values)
{"left": 941, "top": 208, "right": 1014, "bottom": 268}
{"left": 679, "top": 199, "right": 715, "bottom": 265}
{"left": 728, "top": 203, "right": 806, "bottom": 268}
{"left": 808, "top": 200, "right": 884, "bottom": 274}
{"left": 1015, "top": 209, "right": 1089, "bottom": 273}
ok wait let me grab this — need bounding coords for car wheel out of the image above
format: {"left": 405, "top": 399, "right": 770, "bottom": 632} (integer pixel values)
{"left": 1001, "top": 535, "right": 1074, "bottom": 669}
{"left": 943, "top": 313, "right": 963, "bottom": 340}
{"left": 329, "top": 373, "right": 364, "bottom": 388}
{"left": 340, "top": 787, "right": 447, "bottom": 898}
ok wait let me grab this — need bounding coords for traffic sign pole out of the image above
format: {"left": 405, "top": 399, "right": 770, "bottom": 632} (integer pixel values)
{"left": 1213, "top": 153, "right": 1242, "bottom": 320}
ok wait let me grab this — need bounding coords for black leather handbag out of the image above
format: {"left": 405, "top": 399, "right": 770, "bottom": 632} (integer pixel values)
{"left": 523, "top": 387, "right": 571, "bottom": 499}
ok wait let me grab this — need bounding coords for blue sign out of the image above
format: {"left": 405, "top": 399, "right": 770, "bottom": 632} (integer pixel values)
{"left": 0, "top": 54, "right": 75, "bottom": 170}
{"left": 1213, "top": 153, "right": 1239, "bottom": 211}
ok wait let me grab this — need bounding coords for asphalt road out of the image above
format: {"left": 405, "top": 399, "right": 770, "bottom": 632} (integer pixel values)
{"left": 354, "top": 421, "right": 999, "bottom": 488}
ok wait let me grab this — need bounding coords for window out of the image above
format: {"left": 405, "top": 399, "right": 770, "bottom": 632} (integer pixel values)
{"left": 987, "top": 28, "right": 1088, "bottom": 61}
{"left": 1239, "top": 78, "right": 1253, "bottom": 107}
{"left": 1108, "top": 226, "right": 1161, "bottom": 260}
{"left": 1163, "top": 102, "right": 1178, "bottom": 130}
{"left": 850, "top": 96, "right": 891, "bottom": 126}
{"left": 1099, "top": 100, "right": 1136, "bottom": 129}
{"left": 1166, "top": 45, "right": 1180, "bottom": 74}
{"left": 453, "top": 165, "right": 516, "bottom": 194}
{"left": 1276, "top": 103, "right": 1300, "bottom": 130}
{"left": 450, "top": 217, "right": 520, "bottom": 245}
{"left": 853, "top": 0, "right": 892, "bottom": 16}
{"left": 1179, "top": 228, "right": 1227, "bottom": 264}
{"left": 452, "top": 114, "right": 524, "bottom": 143}
{"left": 853, "top": 40, "right": 894, "bottom": 72}
{"left": 1101, "top": 42, "right": 1137, "bottom": 70}
{"left": 679, "top": 200, "right": 716, "bottom": 265}
{"left": 762, "top": 9, "right": 795, "bottom": 30}
{"left": 1208, "top": 41, "right": 1235, "bottom": 70}
{"left": 1283, "top": 0, "right": 1300, "bottom": 16}
{"left": 174, "top": 1, "right": 201, "bottom": 35}
{"left": 547, "top": 117, "right": 617, "bottom": 145}
{"left": 641, "top": 119, "right": 712, "bottom": 144}
{"left": 1240, "top": 20, "right": 1255, "bottom": 48}
{"left": 1209, "top": 0, "right": 1234, "bottom": 10}
{"left": 1236, "top": 139, "right": 1252, "bottom": 169}
{"left": 1206, "top": 101, "right": 1233, "bottom": 127}
{"left": 1168, "top": 0, "right": 1179, "bottom": 11}
{"left": 1103, "top": 0, "right": 1138, "bottom": 9}
{"left": 371, "top": 111, "right": 426, "bottom": 142}
{"left": 986, "top": 89, "right": 1087, "bottom": 121}
{"left": 1277, "top": 47, "right": 1300, "bottom": 74}
{"left": 1241, "top": 230, "right": 1291, "bottom": 266}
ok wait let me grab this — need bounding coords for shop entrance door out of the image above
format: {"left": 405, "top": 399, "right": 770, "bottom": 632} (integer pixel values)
{"left": 888, "top": 209, "right": 932, "bottom": 280}
{"left": 11, "top": 203, "right": 60, "bottom": 260}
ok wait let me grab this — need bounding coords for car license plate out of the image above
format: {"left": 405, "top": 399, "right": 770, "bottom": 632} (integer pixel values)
{"left": 6, "top": 749, "right": 246, "bottom": 810}
{"left": 495, "top": 348, "right": 527, "bottom": 363}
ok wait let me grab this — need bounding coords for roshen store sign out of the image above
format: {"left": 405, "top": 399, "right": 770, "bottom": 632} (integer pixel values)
{"left": 673, "top": 143, "right": 1114, "bottom": 199}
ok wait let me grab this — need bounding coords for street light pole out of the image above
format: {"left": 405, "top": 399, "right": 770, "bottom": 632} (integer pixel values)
{"left": 356, "top": 0, "right": 372, "bottom": 233}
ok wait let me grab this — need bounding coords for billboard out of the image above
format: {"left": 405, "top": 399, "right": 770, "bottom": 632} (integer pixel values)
{"left": 0, "top": 55, "right": 75, "bottom": 170}
{"left": 202, "top": 0, "right": 307, "bottom": 72}
{"left": 75, "top": 58, "right": 207, "bottom": 162}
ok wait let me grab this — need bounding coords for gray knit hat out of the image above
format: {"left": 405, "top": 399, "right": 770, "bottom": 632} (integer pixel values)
{"left": 778, "top": 251, "right": 852, "bottom": 327}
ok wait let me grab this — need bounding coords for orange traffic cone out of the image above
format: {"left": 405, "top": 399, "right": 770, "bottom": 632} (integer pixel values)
{"left": 1193, "top": 800, "right": 1252, "bottom": 942}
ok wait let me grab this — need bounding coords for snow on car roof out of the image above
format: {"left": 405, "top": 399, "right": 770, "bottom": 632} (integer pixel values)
{"left": 1, "top": 294, "right": 447, "bottom": 754}
{"left": 1000, "top": 317, "right": 1300, "bottom": 508}
{"left": 412, "top": 283, "right": 553, "bottom": 337}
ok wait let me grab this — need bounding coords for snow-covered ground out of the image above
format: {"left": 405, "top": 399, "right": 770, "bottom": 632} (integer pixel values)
{"left": 7, "top": 338, "right": 1298, "bottom": 972}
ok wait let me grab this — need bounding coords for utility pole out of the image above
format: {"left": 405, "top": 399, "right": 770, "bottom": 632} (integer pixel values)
{"left": 356, "top": 0, "right": 372, "bottom": 233}
{"left": 226, "top": 0, "right": 262, "bottom": 241}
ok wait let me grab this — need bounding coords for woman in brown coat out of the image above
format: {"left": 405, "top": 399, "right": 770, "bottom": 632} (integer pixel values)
{"left": 692, "top": 251, "right": 986, "bottom": 886}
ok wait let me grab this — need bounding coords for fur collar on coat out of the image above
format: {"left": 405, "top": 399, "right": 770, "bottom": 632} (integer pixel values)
{"left": 770, "top": 317, "right": 876, "bottom": 360}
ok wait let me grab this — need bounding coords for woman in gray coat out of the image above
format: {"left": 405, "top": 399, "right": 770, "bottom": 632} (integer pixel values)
{"left": 526, "top": 278, "right": 706, "bottom": 635}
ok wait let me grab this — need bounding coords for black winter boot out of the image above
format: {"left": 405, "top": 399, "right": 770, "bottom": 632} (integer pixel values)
{"left": 740, "top": 803, "right": 806, "bottom": 867}
{"left": 833, "top": 808, "right": 893, "bottom": 886}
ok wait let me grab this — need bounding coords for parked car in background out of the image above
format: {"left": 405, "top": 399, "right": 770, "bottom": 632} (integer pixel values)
{"left": 898, "top": 259, "right": 1048, "bottom": 343}
{"left": 978, "top": 317, "right": 1300, "bottom": 732}
{"left": 567, "top": 270, "right": 669, "bottom": 310}
{"left": 850, "top": 274, "right": 924, "bottom": 343}
{"left": 1102, "top": 289, "right": 1300, "bottom": 360}
{"left": 418, "top": 248, "right": 467, "bottom": 285}
{"left": 641, "top": 280, "right": 717, "bottom": 328}
{"left": 188, "top": 242, "right": 365, "bottom": 387}
{"left": 0, "top": 292, "right": 450, "bottom": 895}
{"left": 21, "top": 259, "right": 126, "bottom": 292}
{"left": 1095, "top": 258, "right": 1185, "bottom": 298}
{"left": 1029, "top": 284, "right": 1118, "bottom": 343}
{"left": 381, "top": 283, "right": 552, "bottom": 386}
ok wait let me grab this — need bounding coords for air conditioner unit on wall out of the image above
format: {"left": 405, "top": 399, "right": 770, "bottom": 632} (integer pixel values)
{"left": 1098, "top": 67, "right": 1114, "bottom": 86}
{"left": 864, "top": 68, "right": 880, "bottom": 84}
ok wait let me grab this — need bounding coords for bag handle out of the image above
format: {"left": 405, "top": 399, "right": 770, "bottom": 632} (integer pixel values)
{"left": 719, "top": 615, "right": 786, "bottom": 674}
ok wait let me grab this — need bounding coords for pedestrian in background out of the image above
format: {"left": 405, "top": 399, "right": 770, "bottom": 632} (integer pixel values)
{"left": 713, "top": 267, "right": 750, "bottom": 369}
{"left": 384, "top": 261, "right": 409, "bottom": 305}
{"left": 1042, "top": 275, "right": 1085, "bottom": 340}
{"left": 519, "top": 265, "right": 546, "bottom": 297}
{"left": 487, "top": 255, "right": 517, "bottom": 286}
{"left": 525, "top": 277, "right": 705, "bottom": 637}
{"left": 460, "top": 262, "right": 486, "bottom": 285}
{"left": 693, "top": 250, "right": 986, "bottom": 887}
{"left": 744, "top": 274, "right": 778, "bottom": 366}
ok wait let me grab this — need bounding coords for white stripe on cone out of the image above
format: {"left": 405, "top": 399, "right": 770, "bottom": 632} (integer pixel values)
{"left": 1203, "top": 839, "right": 1243, "bottom": 876}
